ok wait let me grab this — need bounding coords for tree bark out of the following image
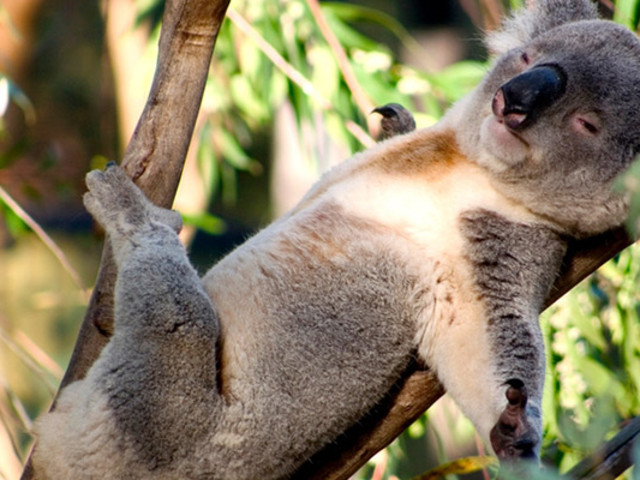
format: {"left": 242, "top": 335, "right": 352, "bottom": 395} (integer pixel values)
{"left": 569, "top": 414, "right": 640, "bottom": 479}
{"left": 20, "top": 0, "right": 230, "bottom": 478}
{"left": 21, "top": 1, "right": 636, "bottom": 478}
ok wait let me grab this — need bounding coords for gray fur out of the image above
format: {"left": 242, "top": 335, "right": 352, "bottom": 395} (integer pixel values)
{"left": 33, "top": 0, "right": 640, "bottom": 477}
{"left": 460, "top": 209, "right": 567, "bottom": 452}
{"left": 460, "top": 209, "right": 566, "bottom": 380}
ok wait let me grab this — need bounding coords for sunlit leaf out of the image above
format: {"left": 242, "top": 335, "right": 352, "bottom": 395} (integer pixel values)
{"left": 309, "top": 45, "right": 340, "bottom": 104}
{"left": 181, "top": 212, "right": 226, "bottom": 235}
{"left": 0, "top": 77, "right": 9, "bottom": 116}
{"left": 614, "top": 0, "right": 639, "bottom": 29}
{"left": 229, "top": 74, "right": 270, "bottom": 124}
{"left": 214, "top": 129, "right": 262, "bottom": 175}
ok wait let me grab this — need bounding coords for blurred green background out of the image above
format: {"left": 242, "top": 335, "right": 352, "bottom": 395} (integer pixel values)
{"left": 1, "top": 0, "right": 639, "bottom": 479}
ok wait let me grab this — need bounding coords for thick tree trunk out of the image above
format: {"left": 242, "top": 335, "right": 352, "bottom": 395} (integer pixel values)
{"left": 21, "top": 0, "right": 635, "bottom": 478}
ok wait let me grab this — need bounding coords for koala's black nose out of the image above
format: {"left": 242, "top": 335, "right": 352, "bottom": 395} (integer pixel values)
{"left": 498, "top": 64, "right": 566, "bottom": 130}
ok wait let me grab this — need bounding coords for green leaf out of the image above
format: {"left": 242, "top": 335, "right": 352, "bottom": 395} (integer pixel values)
{"left": 428, "top": 61, "right": 487, "bottom": 103}
{"left": 352, "top": 61, "right": 410, "bottom": 107}
{"left": 322, "top": 9, "right": 380, "bottom": 51}
{"left": 0, "top": 200, "right": 29, "bottom": 237}
{"left": 213, "top": 129, "right": 262, "bottom": 175}
{"left": 579, "top": 357, "right": 624, "bottom": 398}
{"left": 229, "top": 74, "right": 270, "bottom": 124}
{"left": 196, "top": 123, "right": 219, "bottom": 201}
{"left": 614, "top": 0, "right": 639, "bottom": 30}
{"left": 309, "top": 45, "right": 340, "bottom": 104}
{"left": 181, "top": 212, "right": 226, "bottom": 235}
{"left": 322, "top": 2, "right": 421, "bottom": 52}
{"left": 619, "top": 156, "right": 640, "bottom": 237}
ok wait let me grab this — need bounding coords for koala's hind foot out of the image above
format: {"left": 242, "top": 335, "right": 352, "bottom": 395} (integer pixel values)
{"left": 490, "top": 381, "right": 540, "bottom": 463}
{"left": 83, "top": 163, "right": 183, "bottom": 236}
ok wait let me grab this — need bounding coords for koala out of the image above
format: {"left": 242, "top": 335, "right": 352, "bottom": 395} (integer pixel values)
{"left": 33, "top": 1, "right": 640, "bottom": 478}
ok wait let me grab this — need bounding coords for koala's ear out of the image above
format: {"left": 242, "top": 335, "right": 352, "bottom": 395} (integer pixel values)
{"left": 487, "top": 0, "right": 599, "bottom": 56}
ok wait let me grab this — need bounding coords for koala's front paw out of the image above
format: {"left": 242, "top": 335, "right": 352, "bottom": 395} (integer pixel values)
{"left": 84, "top": 164, "right": 182, "bottom": 235}
{"left": 490, "top": 381, "right": 540, "bottom": 462}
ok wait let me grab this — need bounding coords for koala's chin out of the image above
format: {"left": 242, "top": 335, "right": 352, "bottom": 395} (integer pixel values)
{"left": 478, "top": 115, "right": 529, "bottom": 171}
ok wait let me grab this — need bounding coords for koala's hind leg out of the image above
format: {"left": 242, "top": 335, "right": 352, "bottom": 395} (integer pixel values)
{"left": 82, "top": 164, "right": 222, "bottom": 472}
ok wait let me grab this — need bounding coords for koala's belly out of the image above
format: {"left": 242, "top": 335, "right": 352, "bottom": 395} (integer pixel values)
{"left": 201, "top": 203, "right": 434, "bottom": 475}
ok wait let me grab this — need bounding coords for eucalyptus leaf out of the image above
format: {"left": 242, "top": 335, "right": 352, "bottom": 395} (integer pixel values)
{"left": 614, "top": 0, "right": 639, "bottom": 29}
{"left": 322, "top": 2, "right": 421, "bottom": 52}
{"left": 214, "top": 129, "right": 261, "bottom": 174}
{"left": 181, "top": 212, "right": 227, "bottom": 235}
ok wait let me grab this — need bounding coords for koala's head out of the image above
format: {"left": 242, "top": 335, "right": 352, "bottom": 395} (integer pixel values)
{"left": 455, "top": 0, "right": 640, "bottom": 236}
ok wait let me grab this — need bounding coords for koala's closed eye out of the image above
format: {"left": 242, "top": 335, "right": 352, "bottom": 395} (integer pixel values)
{"left": 572, "top": 113, "right": 601, "bottom": 136}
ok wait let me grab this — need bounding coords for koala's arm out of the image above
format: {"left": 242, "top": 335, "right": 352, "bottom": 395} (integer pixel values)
{"left": 462, "top": 211, "right": 565, "bottom": 459}
{"left": 34, "top": 166, "right": 223, "bottom": 478}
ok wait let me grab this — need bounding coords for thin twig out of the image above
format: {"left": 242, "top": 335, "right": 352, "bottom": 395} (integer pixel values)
{"left": 14, "top": 330, "right": 63, "bottom": 379}
{"left": 0, "top": 379, "right": 32, "bottom": 433}
{"left": 0, "top": 400, "right": 26, "bottom": 464}
{"left": 304, "top": 0, "right": 375, "bottom": 118}
{"left": 0, "top": 186, "right": 88, "bottom": 296}
{"left": 478, "top": 0, "right": 504, "bottom": 31}
{"left": 0, "top": 327, "right": 58, "bottom": 394}
{"left": 567, "top": 415, "right": 640, "bottom": 479}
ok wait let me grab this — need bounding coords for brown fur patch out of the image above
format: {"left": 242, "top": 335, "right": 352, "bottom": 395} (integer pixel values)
{"left": 290, "top": 128, "right": 463, "bottom": 215}
{"left": 371, "top": 128, "right": 463, "bottom": 178}
{"left": 281, "top": 202, "right": 390, "bottom": 263}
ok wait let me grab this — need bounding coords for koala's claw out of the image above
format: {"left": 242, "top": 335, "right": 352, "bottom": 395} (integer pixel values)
{"left": 490, "top": 382, "right": 539, "bottom": 462}
{"left": 84, "top": 165, "right": 182, "bottom": 235}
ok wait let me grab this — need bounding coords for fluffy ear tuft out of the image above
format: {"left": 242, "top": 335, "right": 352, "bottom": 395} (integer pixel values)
{"left": 486, "top": 0, "right": 599, "bottom": 56}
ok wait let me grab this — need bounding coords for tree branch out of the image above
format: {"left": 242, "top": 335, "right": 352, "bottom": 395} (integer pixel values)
{"left": 569, "top": 415, "right": 640, "bottom": 479}
{"left": 20, "top": 1, "right": 230, "bottom": 478}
